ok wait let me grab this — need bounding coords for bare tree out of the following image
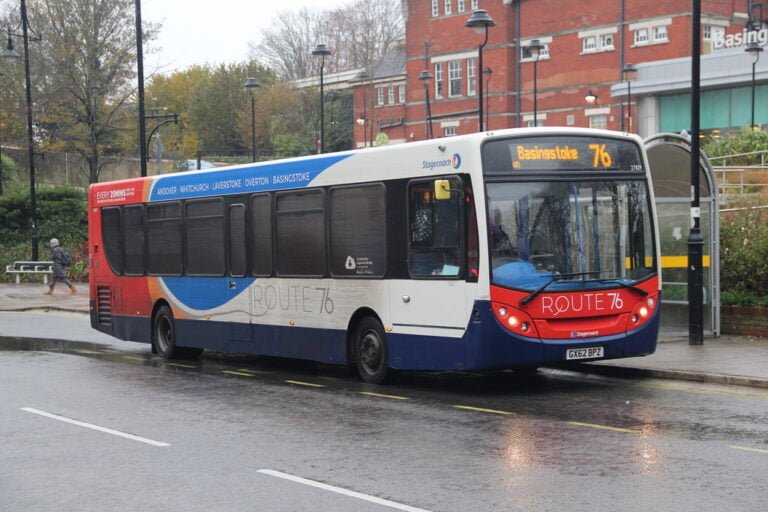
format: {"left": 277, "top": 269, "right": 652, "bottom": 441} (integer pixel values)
{"left": 250, "top": 0, "right": 404, "bottom": 79}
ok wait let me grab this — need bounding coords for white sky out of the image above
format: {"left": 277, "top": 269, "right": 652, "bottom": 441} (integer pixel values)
{"left": 144, "top": 0, "right": 350, "bottom": 73}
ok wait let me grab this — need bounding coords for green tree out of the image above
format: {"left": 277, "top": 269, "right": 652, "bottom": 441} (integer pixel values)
{"left": 29, "top": 0, "right": 159, "bottom": 183}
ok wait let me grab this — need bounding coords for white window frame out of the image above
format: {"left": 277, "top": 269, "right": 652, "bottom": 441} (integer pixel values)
{"left": 582, "top": 36, "right": 597, "bottom": 53}
{"left": 471, "top": 0, "right": 479, "bottom": 10}
{"left": 387, "top": 86, "right": 395, "bottom": 105}
{"left": 458, "top": 0, "right": 465, "bottom": 13}
{"left": 444, "top": 0, "right": 452, "bottom": 16}
{"left": 600, "top": 33, "right": 615, "bottom": 50}
{"left": 398, "top": 84, "right": 406, "bottom": 104}
{"left": 434, "top": 63, "right": 444, "bottom": 99}
{"left": 444, "top": 126, "right": 457, "bottom": 137}
{"left": 631, "top": 18, "right": 671, "bottom": 47}
{"left": 448, "top": 60, "right": 462, "bottom": 98}
{"left": 588, "top": 114, "right": 608, "bottom": 130}
{"left": 467, "top": 58, "right": 476, "bottom": 96}
{"left": 431, "top": 0, "right": 439, "bottom": 17}
{"left": 520, "top": 37, "right": 552, "bottom": 62}
{"left": 377, "top": 87, "right": 384, "bottom": 106}
{"left": 580, "top": 28, "right": 617, "bottom": 54}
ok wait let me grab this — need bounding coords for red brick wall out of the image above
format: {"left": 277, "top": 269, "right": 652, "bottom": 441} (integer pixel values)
{"left": 364, "top": 0, "right": 753, "bottom": 146}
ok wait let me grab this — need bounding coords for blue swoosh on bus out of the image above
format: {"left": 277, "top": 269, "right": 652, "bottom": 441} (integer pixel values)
{"left": 161, "top": 277, "right": 255, "bottom": 311}
{"left": 149, "top": 154, "right": 352, "bottom": 201}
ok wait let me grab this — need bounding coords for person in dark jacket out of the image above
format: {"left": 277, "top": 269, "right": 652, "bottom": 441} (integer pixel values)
{"left": 44, "top": 238, "right": 77, "bottom": 295}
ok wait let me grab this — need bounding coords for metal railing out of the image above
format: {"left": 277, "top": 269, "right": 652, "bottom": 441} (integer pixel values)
{"left": 709, "top": 150, "right": 768, "bottom": 199}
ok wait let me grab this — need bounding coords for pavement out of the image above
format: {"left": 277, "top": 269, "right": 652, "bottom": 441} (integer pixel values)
{"left": 1, "top": 281, "right": 767, "bottom": 389}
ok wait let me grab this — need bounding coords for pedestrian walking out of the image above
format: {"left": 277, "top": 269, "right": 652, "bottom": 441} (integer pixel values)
{"left": 44, "top": 238, "right": 77, "bottom": 295}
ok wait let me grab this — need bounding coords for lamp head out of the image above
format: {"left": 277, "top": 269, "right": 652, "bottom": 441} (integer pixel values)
{"left": 418, "top": 70, "right": 433, "bottom": 82}
{"left": 745, "top": 41, "right": 764, "bottom": 63}
{"left": 1, "top": 28, "right": 20, "bottom": 61}
{"left": 622, "top": 63, "right": 637, "bottom": 79}
{"left": 465, "top": 9, "right": 495, "bottom": 35}
{"left": 585, "top": 90, "right": 598, "bottom": 104}
{"left": 526, "top": 39, "right": 545, "bottom": 61}
{"left": 244, "top": 77, "right": 260, "bottom": 92}
{"left": 312, "top": 43, "right": 331, "bottom": 57}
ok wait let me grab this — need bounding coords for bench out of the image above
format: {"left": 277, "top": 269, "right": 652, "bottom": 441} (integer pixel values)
{"left": 5, "top": 261, "right": 54, "bottom": 284}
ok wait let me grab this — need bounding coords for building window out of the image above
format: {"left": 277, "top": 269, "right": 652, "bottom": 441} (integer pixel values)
{"left": 458, "top": 0, "right": 465, "bottom": 13}
{"left": 589, "top": 114, "right": 608, "bottom": 130}
{"left": 582, "top": 31, "right": 615, "bottom": 53}
{"left": 652, "top": 25, "right": 668, "bottom": 42}
{"left": 527, "top": 119, "right": 544, "bottom": 127}
{"left": 566, "top": 114, "right": 575, "bottom": 126}
{"left": 388, "top": 86, "right": 395, "bottom": 105}
{"left": 703, "top": 25, "right": 725, "bottom": 42}
{"left": 471, "top": 0, "right": 479, "bottom": 10}
{"left": 521, "top": 42, "right": 550, "bottom": 61}
{"left": 600, "top": 33, "right": 615, "bottom": 50}
{"left": 634, "top": 28, "right": 649, "bottom": 45}
{"left": 467, "top": 58, "right": 476, "bottom": 96}
{"left": 444, "top": 126, "right": 457, "bottom": 137}
{"left": 435, "top": 63, "right": 444, "bottom": 99}
{"left": 377, "top": 87, "right": 384, "bottom": 106}
{"left": 448, "top": 60, "right": 462, "bottom": 97}
{"left": 444, "top": 0, "right": 451, "bottom": 16}
{"left": 582, "top": 36, "right": 597, "bottom": 53}
{"left": 398, "top": 84, "right": 406, "bottom": 104}
{"left": 431, "top": 0, "right": 439, "bottom": 17}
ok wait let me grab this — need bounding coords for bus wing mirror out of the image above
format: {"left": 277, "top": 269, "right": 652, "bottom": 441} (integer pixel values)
{"left": 434, "top": 179, "right": 451, "bottom": 200}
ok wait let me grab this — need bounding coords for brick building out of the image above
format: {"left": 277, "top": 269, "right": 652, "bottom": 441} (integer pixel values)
{"left": 349, "top": 0, "right": 767, "bottom": 146}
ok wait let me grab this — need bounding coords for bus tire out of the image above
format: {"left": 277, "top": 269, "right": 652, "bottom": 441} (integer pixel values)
{"left": 354, "top": 317, "right": 391, "bottom": 384}
{"left": 153, "top": 305, "right": 203, "bottom": 360}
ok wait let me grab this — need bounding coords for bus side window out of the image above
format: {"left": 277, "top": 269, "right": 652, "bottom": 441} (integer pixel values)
{"left": 408, "top": 179, "right": 462, "bottom": 278}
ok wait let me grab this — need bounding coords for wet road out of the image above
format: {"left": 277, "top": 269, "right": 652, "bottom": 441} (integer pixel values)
{"left": 1, "top": 312, "right": 768, "bottom": 511}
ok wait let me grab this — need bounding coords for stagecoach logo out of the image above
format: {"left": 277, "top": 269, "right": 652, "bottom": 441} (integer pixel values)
{"left": 345, "top": 256, "right": 356, "bottom": 270}
{"left": 422, "top": 153, "right": 462, "bottom": 171}
{"left": 571, "top": 330, "right": 600, "bottom": 338}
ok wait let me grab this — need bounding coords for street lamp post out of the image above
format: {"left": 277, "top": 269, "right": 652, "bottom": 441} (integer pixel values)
{"left": 746, "top": 42, "right": 763, "bottom": 131}
{"left": 483, "top": 67, "right": 493, "bottom": 128}
{"left": 312, "top": 43, "right": 331, "bottom": 154}
{"left": 418, "top": 70, "right": 434, "bottom": 139}
{"left": 244, "top": 78, "right": 260, "bottom": 162}
{"left": 134, "top": 0, "right": 148, "bottom": 177}
{"left": 622, "top": 63, "right": 637, "bottom": 132}
{"left": 465, "top": 9, "right": 495, "bottom": 133}
{"left": 688, "top": 0, "right": 704, "bottom": 345}
{"left": 526, "top": 39, "right": 545, "bottom": 127}
{"left": 2, "top": 0, "right": 41, "bottom": 260}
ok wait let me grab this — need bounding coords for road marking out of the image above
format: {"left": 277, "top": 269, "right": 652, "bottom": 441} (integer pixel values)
{"left": 285, "top": 380, "right": 326, "bottom": 388}
{"left": 166, "top": 362, "right": 197, "bottom": 369}
{"left": 454, "top": 405, "right": 515, "bottom": 415}
{"left": 237, "top": 368, "right": 269, "bottom": 374}
{"left": 639, "top": 383, "right": 768, "bottom": 401}
{"left": 72, "top": 349, "right": 102, "bottom": 355}
{"left": 222, "top": 370, "right": 256, "bottom": 377}
{"left": 21, "top": 408, "right": 169, "bottom": 447}
{"left": 731, "top": 445, "right": 768, "bottom": 454}
{"left": 360, "top": 391, "right": 410, "bottom": 400}
{"left": 569, "top": 421, "right": 640, "bottom": 433}
{"left": 122, "top": 356, "right": 146, "bottom": 363}
{"left": 258, "top": 469, "right": 432, "bottom": 512}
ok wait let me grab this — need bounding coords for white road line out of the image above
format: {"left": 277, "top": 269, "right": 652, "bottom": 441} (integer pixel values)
{"left": 21, "top": 408, "right": 170, "bottom": 447}
{"left": 258, "top": 469, "right": 432, "bottom": 512}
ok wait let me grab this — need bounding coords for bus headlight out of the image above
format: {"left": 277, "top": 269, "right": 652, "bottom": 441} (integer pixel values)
{"left": 492, "top": 302, "right": 538, "bottom": 338}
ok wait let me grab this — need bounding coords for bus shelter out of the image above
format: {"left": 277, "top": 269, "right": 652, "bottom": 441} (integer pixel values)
{"left": 644, "top": 133, "right": 720, "bottom": 336}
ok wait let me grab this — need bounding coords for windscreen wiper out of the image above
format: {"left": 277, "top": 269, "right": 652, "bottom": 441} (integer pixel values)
{"left": 520, "top": 270, "right": 611, "bottom": 306}
{"left": 594, "top": 278, "right": 649, "bottom": 296}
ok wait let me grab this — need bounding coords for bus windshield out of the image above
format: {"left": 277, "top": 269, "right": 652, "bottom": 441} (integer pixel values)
{"left": 486, "top": 179, "right": 656, "bottom": 290}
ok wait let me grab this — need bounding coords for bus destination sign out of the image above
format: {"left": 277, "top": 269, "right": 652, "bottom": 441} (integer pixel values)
{"left": 483, "top": 136, "right": 643, "bottom": 173}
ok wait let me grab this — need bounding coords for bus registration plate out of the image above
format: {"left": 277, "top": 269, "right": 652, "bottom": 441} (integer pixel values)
{"left": 566, "top": 347, "right": 604, "bottom": 360}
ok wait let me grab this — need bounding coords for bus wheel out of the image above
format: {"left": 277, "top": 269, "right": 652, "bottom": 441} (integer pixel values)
{"left": 153, "top": 305, "right": 202, "bottom": 360}
{"left": 354, "top": 317, "right": 391, "bottom": 384}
